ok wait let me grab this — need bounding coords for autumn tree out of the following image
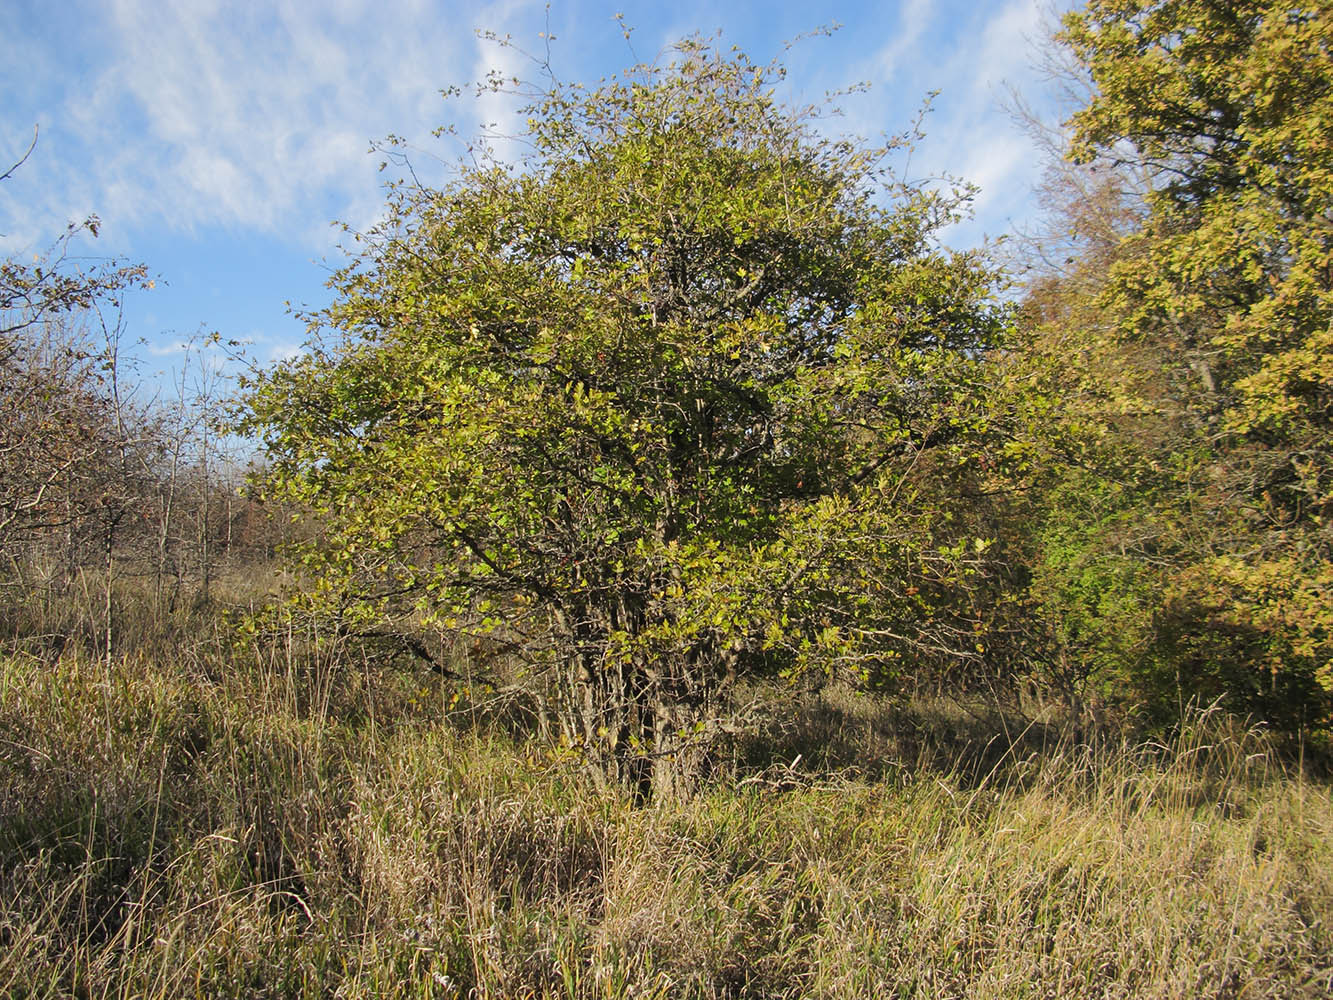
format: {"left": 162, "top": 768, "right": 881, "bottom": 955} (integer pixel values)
{"left": 1008, "top": 0, "right": 1332, "bottom": 726}
{"left": 241, "top": 39, "right": 1017, "bottom": 796}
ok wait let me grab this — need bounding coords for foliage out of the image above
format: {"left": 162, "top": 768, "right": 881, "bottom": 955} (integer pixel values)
{"left": 1007, "top": 0, "right": 1333, "bottom": 726}
{"left": 1063, "top": 0, "right": 1333, "bottom": 445}
{"left": 240, "top": 39, "right": 1017, "bottom": 794}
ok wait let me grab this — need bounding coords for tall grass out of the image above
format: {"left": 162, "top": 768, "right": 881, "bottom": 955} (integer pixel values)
{"left": 1, "top": 582, "right": 1330, "bottom": 997}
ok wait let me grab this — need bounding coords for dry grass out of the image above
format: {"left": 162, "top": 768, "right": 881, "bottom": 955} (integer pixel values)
{"left": 0, "top": 586, "right": 1330, "bottom": 997}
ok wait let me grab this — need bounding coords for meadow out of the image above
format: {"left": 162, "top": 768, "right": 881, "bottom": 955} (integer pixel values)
{"left": 2, "top": 576, "right": 1329, "bottom": 999}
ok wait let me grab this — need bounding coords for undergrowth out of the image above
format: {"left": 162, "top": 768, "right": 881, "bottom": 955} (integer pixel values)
{"left": 0, "top": 582, "right": 1330, "bottom": 998}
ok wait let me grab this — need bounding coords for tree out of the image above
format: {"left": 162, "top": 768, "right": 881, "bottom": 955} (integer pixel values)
{"left": 1015, "top": 0, "right": 1333, "bottom": 725}
{"left": 241, "top": 39, "right": 1015, "bottom": 796}
{"left": 1, "top": 132, "right": 153, "bottom": 581}
{"left": 1062, "top": 0, "right": 1333, "bottom": 434}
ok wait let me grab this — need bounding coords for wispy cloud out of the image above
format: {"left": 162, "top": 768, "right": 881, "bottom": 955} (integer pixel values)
{"left": 875, "top": 0, "right": 934, "bottom": 81}
{"left": 1, "top": 0, "right": 545, "bottom": 251}
{"left": 855, "top": 0, "right": 1069, "bottom": 242}
{"left": 1, "top": 0, "right": 1070, "bottom": 260}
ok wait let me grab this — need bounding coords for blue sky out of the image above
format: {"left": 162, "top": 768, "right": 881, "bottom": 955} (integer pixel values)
{"left": 2, "top": 0, "right": 1074, "bottom": 377}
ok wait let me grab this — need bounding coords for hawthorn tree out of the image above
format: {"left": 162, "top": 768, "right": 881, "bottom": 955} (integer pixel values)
{"left": 241, "top": 40, "right": 1016, "bottom": 795}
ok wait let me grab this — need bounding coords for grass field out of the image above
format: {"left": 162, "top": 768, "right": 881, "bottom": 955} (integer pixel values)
{"left": 1, "top": 585, "right": 1330, "bottom": 998}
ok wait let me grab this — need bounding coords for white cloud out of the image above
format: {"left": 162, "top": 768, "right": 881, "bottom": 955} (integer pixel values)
{"left": 145, "top": 339, "right": 191, "bottom": 357}
{"left": 875, "top": 0, "right": 935, "bottom": 81}
{"left": 0, "top": 0, "right": 1073, "bottom": 258}
{"left": 879, "top": 0, "right": 1068, "bottom": 243}
{"left": 1, "top": 0, "right": 551, "bottom": 251}
{"left": 267, "top": 341, "right": 307, "bottom": 363}
{"left": 965, "top": 0, "right": 1048, "bottom": 99}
